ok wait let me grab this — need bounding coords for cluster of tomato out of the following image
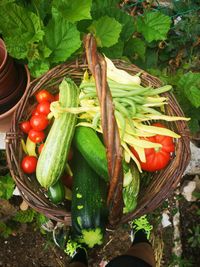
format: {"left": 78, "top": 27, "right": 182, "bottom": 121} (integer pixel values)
{"left": 20, "top": 90, "right": 58, "bottom": 174}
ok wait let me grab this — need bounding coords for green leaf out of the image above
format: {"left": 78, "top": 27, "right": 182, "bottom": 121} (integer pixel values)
{"left": 0, "top": 173, "right": 15, "bottom": 200}
{"left": 88, "top": 16, "right": 122, "bottom": 47}
{"left": 137, "top": 11, "right": 171, "bottom": 42}
{"left": 101, "top": 39, "right": 124, "bottom": 58}
{"left": 91, "top": 1, "right": 134, "bottom": 40}
{"left": 44, "top": 15, "right": 81, "bottom": 64}
{"left": 0, "top": 3, "right": 44, "bottom": 59}
{"left": 124, "top": 37, "right": 146, "bottom": 61}
{"left": 0, "top": 222, "right": 13, "bottom": 238}
{"left": 28, "top": 59, "right": 50, "bottom": 78}
{"left": 13, "top": 209, "right": 35, "bottom": 223}
{"left": 52, "top": 0, "right": 92, "bottom": 23}
{"left": 178, "top": 72, "right": 200, "bottom": 108}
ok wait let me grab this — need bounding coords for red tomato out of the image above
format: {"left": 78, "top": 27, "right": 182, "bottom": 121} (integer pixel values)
{"left": 35, "top": 90, "right": 54, "bottom": 103}
{"left": 21, "top": 156, "right": 37, "bottom": 174}
{"left": 28, "top": 129, "right": 45, "bottom": 143}
{"left": 54, "top": 93, "right": 59, "bottom": 101}
{"left": 38, "top": 143, "right": 44, "bottom": 154}
{"left": 30, "top": 115, "right": 49, "bottom": 131}
{"left": 130, "top": 123, "right": 175, "bottom": 172}
{"left": 20, "top": 121, "right": 31, "bottom": 134}
{"left": 36, "top": 101, "right": 51, "bottom": 115}
{"left": 32, "top": 108, "right": 40, "bottom": 116}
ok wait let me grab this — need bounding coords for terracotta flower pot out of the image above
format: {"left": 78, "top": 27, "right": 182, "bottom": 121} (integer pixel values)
{"left": 0, "top": 64, "right": 30, "bottom": 132}
{"left": 0, "top": 39, "right": 7, "bottom": 72}
{"left": 0, "top": 39, "right": 19, "bottom": 99}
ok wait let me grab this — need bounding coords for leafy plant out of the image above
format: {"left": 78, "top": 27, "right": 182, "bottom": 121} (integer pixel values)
{"left": 0, "top": 173, "right": 15, "bottom": 200}
{"left": 188, "top": 225, "right": 200, "bottom": 248}
{"left": 0, "top": 221, "right": 13, "bottom": 238}
{"left": 169, "top": 254, "right": 193, "bottom": 267}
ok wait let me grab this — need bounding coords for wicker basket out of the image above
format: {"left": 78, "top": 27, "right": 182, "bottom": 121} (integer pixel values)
{"left": 6, "top": 34, "right": 191, "bottom": 227}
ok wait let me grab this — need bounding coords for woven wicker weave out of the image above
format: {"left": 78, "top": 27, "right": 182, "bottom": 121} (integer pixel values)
{"left": 6, "top": 34, "right": 191, "bottom": 227}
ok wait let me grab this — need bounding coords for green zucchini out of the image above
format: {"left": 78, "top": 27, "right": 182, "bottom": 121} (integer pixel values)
{"left": 71, "top": 149, "right": 108, "bottom": 248}
{"left": 36, "top": 78, "right": 79, "bottom": 188}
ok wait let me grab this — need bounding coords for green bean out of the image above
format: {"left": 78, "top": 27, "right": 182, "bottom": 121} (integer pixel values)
{"left": 116, "top": 98, "right": 137, "bottom": 116}
{"left": 79, "top": 92, "right": 97, "bottom": 100}
{"left": 92, "top": 112, "right": 101, "bottom": 129}
{"left": 115, "top": 110, "right": 126, "bottom": 139}
{"left": 129, "top": 96, "right": 145, "bottom": 104}
{"left": 144, "top": 85, "right": 172, "bottom": 96}
{"left": 137, "top": 106, "right": 162, "bottom": 115}
{"left": 114, "top": 100, "right": 130, "bottom": 118}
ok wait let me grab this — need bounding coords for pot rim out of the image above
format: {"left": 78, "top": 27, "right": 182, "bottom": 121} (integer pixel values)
{"left": 0, "top": 39, "right": 8, "bottom": 72}
{"left": 0, "top": 65, "right": 30, "bottom": 120}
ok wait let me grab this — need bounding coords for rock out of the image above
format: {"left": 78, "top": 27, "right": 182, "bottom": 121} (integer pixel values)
{"left": 161, "top": 211, "right": 171, "bottom": 228}
{"left": 181, "top": 178, "right": 199, "bottom": 202}
{"left": 184, "top": 142, "right": 200, "bottom": 175}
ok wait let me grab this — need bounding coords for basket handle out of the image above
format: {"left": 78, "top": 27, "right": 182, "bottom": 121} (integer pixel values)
{"left": 84, "top": 34, "right": 124, "bottom": 226}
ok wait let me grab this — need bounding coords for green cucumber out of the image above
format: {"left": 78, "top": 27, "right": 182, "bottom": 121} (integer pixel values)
{"left": 71, "top": 149, "right": 108, "bottom": 248}
{"left": 47, "top": 180, "right": 65, "bottom": 204}
{"left": 36, "top": 78, "right": 79, "bottom": 188}
{"left": 73, "top": 126, "right": 129, "bottom": 181}
{"left": 73, "top": 126, "right": 109, "bottom": 182}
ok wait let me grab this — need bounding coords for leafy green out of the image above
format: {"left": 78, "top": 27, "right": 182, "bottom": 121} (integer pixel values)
{"left": 92, "top": 2, "right": 135, "bottom": 40}
{"left": 0, "top": 173, "right": 15, "bottom": 200}
{"left": 0, "top": 222, "right": 13, "bottom": 238}
{"left": 137, "top": 11, "right": 171, "bottom": 42}
{"left": 124, "top": 37, "right": 146, "bottom": 61}
{"left": 44, "top": 15, "right": 81, "bottom": 63}
{"left": 178, "top": 72, "right": 200, "bottom": 108}
{"left": 88, "top": 16, "right": 122, "bottom": 47}
{"left": 13, "top": 209, "right": 35, "bottom": 223}
{"left": 102, "top": 40, "right": 124, "bottom": 59}
{"left": 0, "top": 3, "right": 44, "bottom": 59}
{"left": 52, "top": 0, "right": 92, "bottom": 23}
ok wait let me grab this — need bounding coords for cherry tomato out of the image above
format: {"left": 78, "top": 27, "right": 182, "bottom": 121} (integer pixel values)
{"left": 32, "top": 108, "right": 40, "bottom": 116}
{"left": 54, "top": 93, "right": 59, "bottom": 101}
{"left": 38, "top": 143, "right": 44, "bottom": 154}
{"left": 36, "top": 101, "right": 51, "bottom": 115}
{"left": 20, "top": 121, "right": 31, "bottom": 134}
{"left": 28, "top": 129, "right": 45, "bottom": 144}
{"left": 21, "top": 156, "right": 37, "bottom": 174}
{"left": 35, "top": 90, "right": 54, "bottom": 103}
{"left": 130, "top": 123, "right": 175, "bottom": 172}
{"left": 30, "top": 115, "right": 49, "bottom": 131}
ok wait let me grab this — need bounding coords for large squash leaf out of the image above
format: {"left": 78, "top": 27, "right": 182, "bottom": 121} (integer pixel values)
{"left": 137, "top": 11, "right": 171, "bottom": 42}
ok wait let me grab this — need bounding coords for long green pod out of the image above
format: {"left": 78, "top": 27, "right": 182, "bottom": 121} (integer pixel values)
{"left": 36, "top": 78, "right": 79, "bottom": 188}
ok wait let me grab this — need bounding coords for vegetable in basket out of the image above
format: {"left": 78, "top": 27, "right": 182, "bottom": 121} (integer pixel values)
{"left": 73, "top": 125, "right": 140, "bottom": 213}
{"left": 47, "top": 180, "right": 65, "bottom": 204}
{"left": 71, "top": 149, "right": 108, "bottom": 248}
{"left": 130, "top": 123, "right": 175, "bottom": 172}
{"left": 36, "top": 78, "right": 79, "bottom": 188}
{"left": 77, "top": 56, "right": 189, "bottom": 172}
